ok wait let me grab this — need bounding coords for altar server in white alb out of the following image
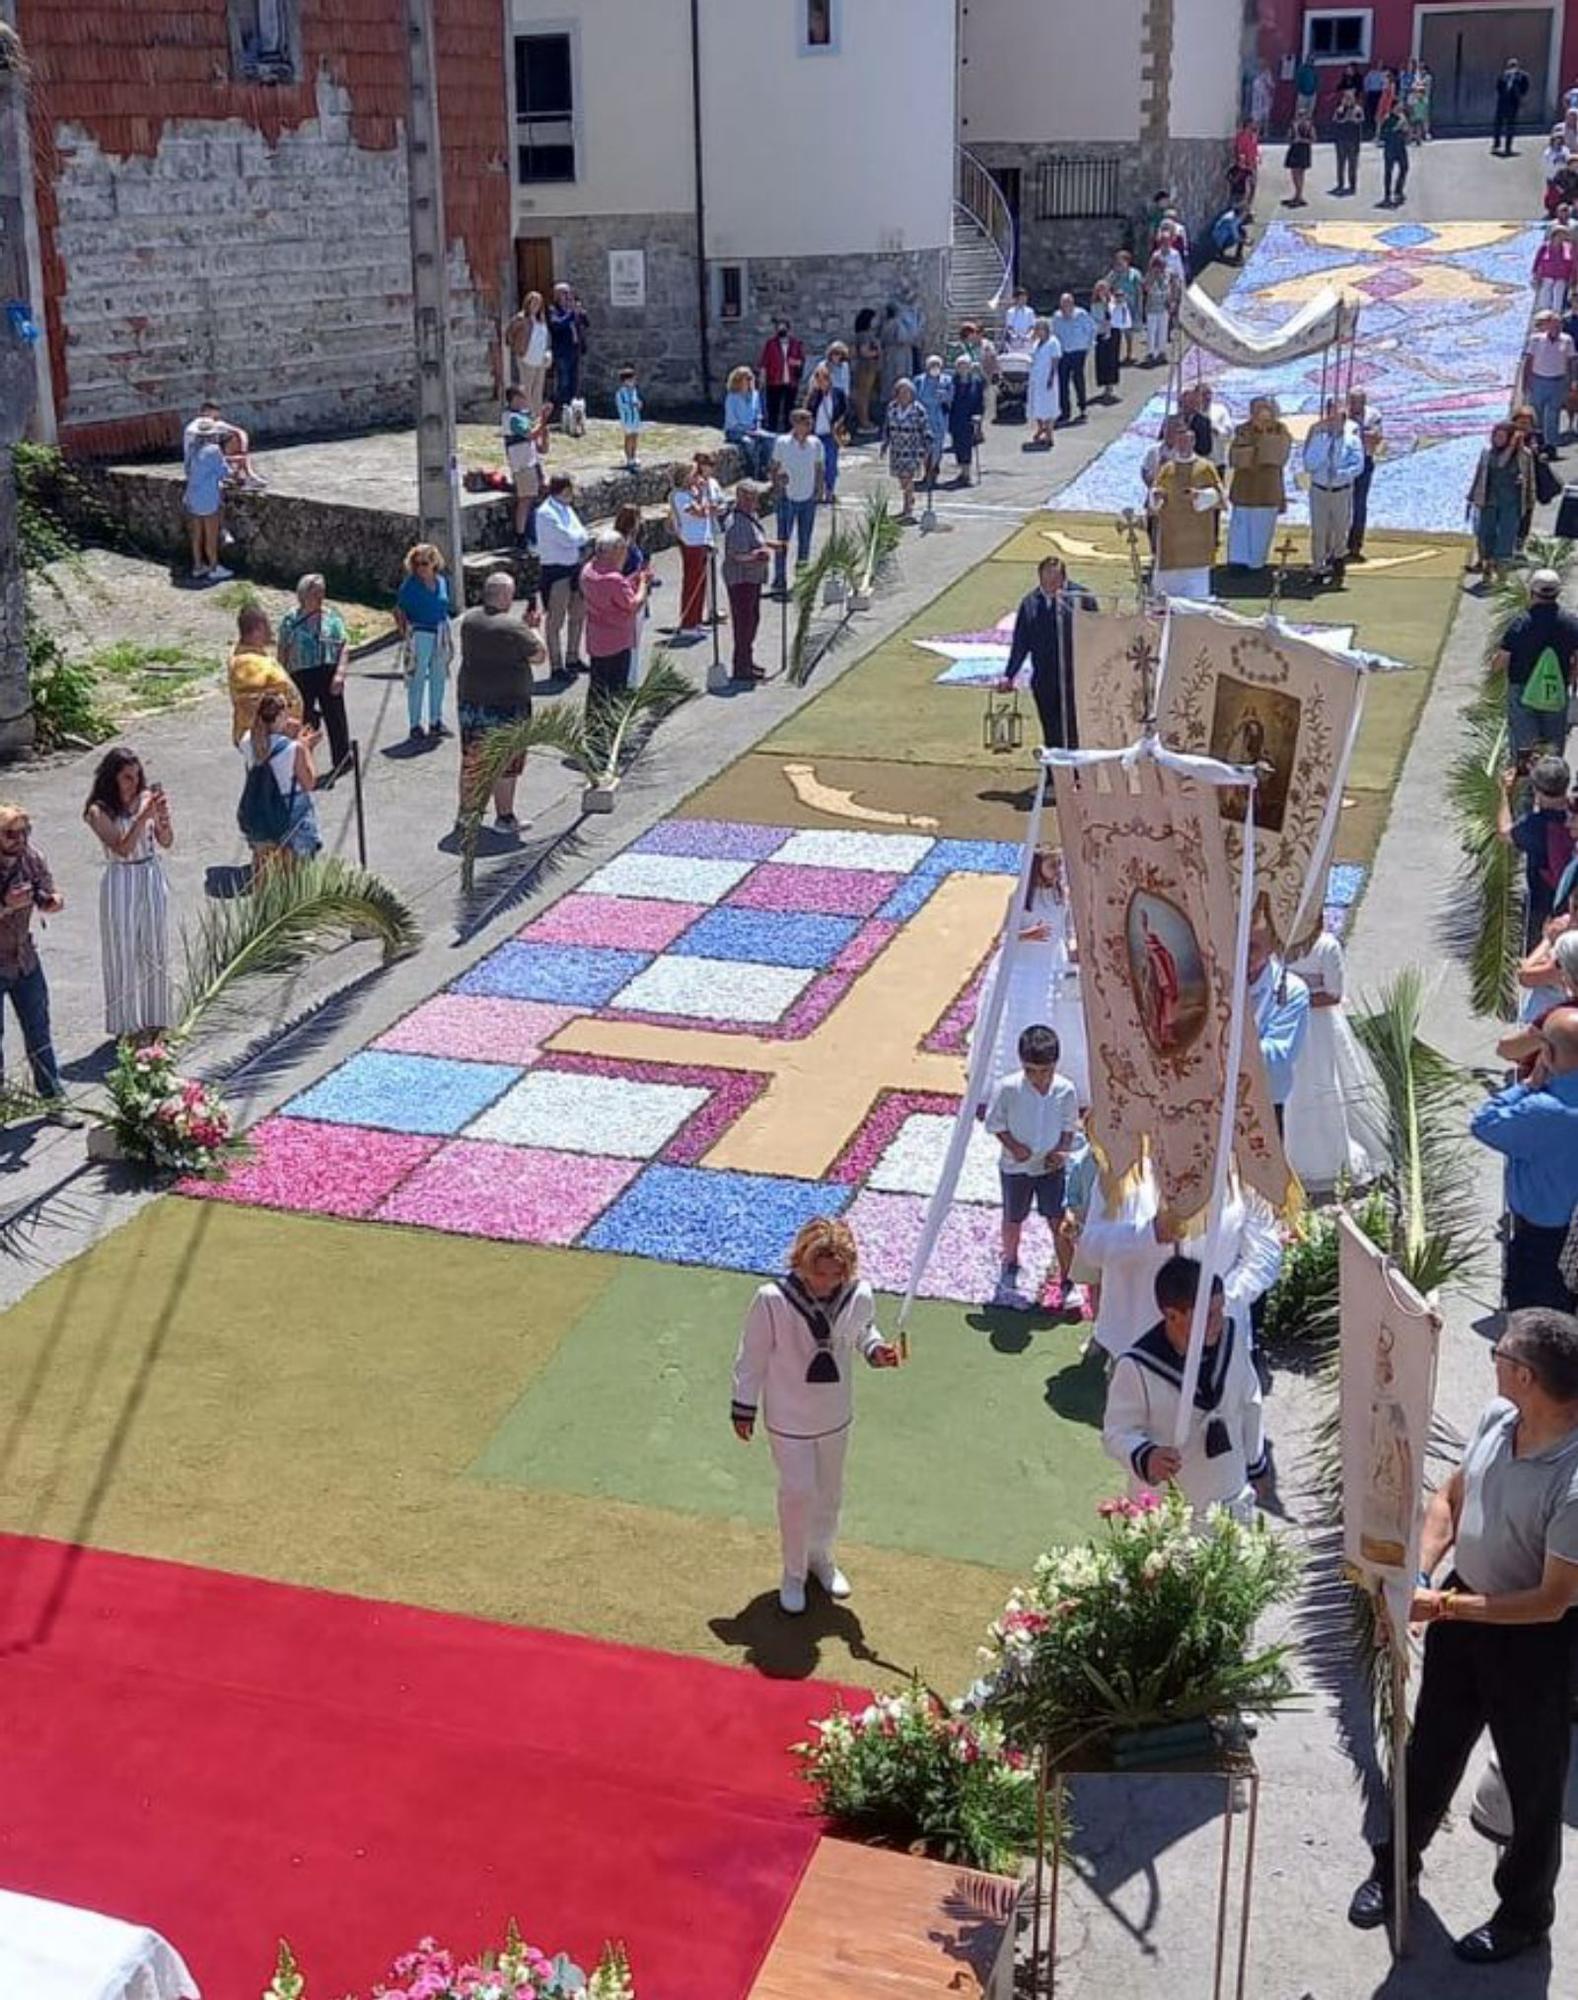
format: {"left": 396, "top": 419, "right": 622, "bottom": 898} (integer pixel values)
{"left": 1102, "top": 1254, "right": 1269, "bottom": 1520}
{"left": 1080, "top": 1163, "right": 1282, "bottom": 1361}
{"left": 731, "top": 1218, "right": 901, "bottom": 1615}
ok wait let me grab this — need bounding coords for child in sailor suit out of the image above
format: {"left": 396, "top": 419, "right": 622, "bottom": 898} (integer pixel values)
{"left": 731, "top": 1218, "right": 900, "bottom": 1614}
{"left": 1102, "top": 1254, "right": 1269, "bottom": 1521}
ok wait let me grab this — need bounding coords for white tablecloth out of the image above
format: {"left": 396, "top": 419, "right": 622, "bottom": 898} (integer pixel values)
{"left": 0, "top": 1890, "right": 199, "bottom": 2000}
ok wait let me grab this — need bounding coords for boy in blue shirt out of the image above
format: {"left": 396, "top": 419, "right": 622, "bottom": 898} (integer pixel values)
{"left": 616, "top": 365, "right": 643, "bottom": 472}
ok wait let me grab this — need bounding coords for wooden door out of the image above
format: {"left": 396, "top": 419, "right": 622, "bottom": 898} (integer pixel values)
{"left": 1420, "top": 8, "right": 1552, "bottom": 132}
{"left": 514, "top": 235, "right": 556, "bottom": 308}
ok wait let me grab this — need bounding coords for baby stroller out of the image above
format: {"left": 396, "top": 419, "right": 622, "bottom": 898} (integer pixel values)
{"left": 995, "top": 344, "right": 1031, "bottom": 425}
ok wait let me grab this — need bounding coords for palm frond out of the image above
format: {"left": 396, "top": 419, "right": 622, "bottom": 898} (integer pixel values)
{"left": 176, "top": 857, "right": 420, "bottom": 1039}
{"left": 788, "top": 527, "right": 861, "bottom": 686}
{"left": 1442, "top": 699, "right": 1523, "bottom": 1018}
{"left": 583, "top": 652, "right": 698, "bottom": 784}
{"left": 1350, "top": 971, "right": 1481, "bottom": 1294}
{"left": 855, "top": 489, "right": 903, "bottom": 597}
{"left": 1479, "top": 536, "right": 1576, "bottom": 673}
{"left": 457, "top": 704, "right": 592, "bottom": 891}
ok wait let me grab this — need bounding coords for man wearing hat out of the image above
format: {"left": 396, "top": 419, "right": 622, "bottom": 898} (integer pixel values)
{"left": 1491, "top": 568, "right": 1578, "bottom": 759}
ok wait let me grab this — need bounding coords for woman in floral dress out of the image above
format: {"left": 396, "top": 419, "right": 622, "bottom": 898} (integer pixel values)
{"left": 884, "top": 379, "right": 932, "bottom": 521}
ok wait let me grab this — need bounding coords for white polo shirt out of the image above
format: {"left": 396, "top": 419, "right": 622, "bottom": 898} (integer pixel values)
{"left": 534, "top": 497, "right": 587, "bottom": 567}
{"left": 984, "top": 1069, "right": 1079, "bottom": 1174}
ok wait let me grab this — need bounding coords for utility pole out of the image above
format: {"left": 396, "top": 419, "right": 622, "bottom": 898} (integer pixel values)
{"left": 0, "top": 10, "right": 37, "bottom": 757}
{"left": 403, "top": 0, "right": 463, "bottom": 578}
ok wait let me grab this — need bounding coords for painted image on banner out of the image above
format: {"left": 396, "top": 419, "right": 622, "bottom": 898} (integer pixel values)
{"left": 1125, "top": 891, "right": 1209, "bottom": 1055}
{"left": 1209, "top": 674, "right": 1301, "bottom": 833}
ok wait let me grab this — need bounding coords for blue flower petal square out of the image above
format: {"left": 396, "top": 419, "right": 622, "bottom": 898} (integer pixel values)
{"left": 454, "top": 943, "right": 652, "bottom": 1006}
{"left": 668, "top": 906, "right": 860, "bottom": 969}
{"left": 284, "top": 1050, "right": 520, "bottom": 1135}
{"left": 918, "top": 838, "right": 1022, "bottom": 876}
{"left": 581, "top": 1164, "right": 853, "bottom": 1271}
{"left": 877, "top": 873, "right": 943, "bottom": 922}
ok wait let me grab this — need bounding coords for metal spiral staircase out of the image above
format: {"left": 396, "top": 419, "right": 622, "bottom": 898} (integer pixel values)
{"left": 949, "top": 146, "right": 1016, "bottom": 336}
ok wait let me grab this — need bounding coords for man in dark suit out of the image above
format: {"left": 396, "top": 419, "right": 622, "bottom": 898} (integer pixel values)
{"left": 1000, "top": 556, "right": 1098, "bottom": 748}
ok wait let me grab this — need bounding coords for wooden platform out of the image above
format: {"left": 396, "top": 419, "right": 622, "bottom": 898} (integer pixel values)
{"left": 749, "top": 1837, "right": 1018, "bottom": 1998}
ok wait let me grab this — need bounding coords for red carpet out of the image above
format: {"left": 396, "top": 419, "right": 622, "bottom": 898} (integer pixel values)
{"left": 0, "top": 1538, "right": 861, "bottom": 2000}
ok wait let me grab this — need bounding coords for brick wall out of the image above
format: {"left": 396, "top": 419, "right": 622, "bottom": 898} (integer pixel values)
{"left": 18, "top": 0, "right": 512, "bottom": 455}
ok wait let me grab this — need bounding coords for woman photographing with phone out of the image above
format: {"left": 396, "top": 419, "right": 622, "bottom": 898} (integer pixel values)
{"left": 84, "top": 747, "right": 173, "bottom": 1042}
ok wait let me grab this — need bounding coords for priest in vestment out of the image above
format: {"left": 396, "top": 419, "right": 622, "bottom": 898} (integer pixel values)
{"left": 1149, "top": 415, "right": 1225, "bottom": 600}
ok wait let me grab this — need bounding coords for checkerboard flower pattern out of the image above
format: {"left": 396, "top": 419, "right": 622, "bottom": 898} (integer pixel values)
{"left": 185, "top": 819, "right": 1031, "bottom": 1299}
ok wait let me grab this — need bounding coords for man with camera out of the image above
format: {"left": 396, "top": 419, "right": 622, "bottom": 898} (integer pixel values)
{"left": 0, "top": 805, "right": 73, "bottom": 1118}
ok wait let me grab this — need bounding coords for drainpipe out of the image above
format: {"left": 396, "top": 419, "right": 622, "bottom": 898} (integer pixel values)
{"left": 688, "top": 0, "right": 712, "bottom": 403}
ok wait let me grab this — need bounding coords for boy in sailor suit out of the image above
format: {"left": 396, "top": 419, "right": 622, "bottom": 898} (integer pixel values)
{"left": 731, "top": 1217, "right": 901, "bottom": 1615}
{"left": 1102, "top": 1254, "right": 1269, "bottom": 1521}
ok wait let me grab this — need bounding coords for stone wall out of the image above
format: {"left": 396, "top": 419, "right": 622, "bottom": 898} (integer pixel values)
{"left": 709, "top": 248, "right": 949, "bottom": 389}
{"left": 19, "top": 0, "right": 512, "bottom": 456}
{"left": 969, "top": 139, "right": 1229, "bottom": 307}
{"left": 525, "top": 212, "right": 705, "bottom": 412}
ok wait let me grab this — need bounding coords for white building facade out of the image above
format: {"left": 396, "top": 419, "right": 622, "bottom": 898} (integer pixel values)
{"left": 508, "top": 0, "right": 955, "bottom": 406}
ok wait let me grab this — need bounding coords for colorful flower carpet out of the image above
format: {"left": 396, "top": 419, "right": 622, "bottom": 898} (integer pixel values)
{"left": 189, "top": 820, "right": 1080, "bottom": 1302}
{"left": 1052, "top": 220, "right": 1543, "bottom": 532}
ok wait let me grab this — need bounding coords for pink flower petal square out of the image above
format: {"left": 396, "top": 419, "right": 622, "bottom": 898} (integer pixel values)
{"left": 517, "top": 894, "right": 706, "bottom": 952}
{"left": 843, "top": 1189, "right": 1057, "bottom": 1302}
{"left": 374, "top": 1141, "right": 641, "bottom": 1243}
{"left": 376, "top": 996, "right": 580, "bottom": 1064}
{"left": 726, "top": 865, "right": 901, "bottom": 917}
{"left": 181, "top": 1118, "right": 439, "bottom": 1218}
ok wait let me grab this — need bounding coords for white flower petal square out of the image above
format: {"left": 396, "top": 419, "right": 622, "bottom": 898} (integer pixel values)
{"left": 772, "top": 829, "right": 935, "bottom": 874}
{"left": 868, "top": 1112, "right": 1004, "bottom": 1203}
{"left": 579, "top": 853, "right": 754, "bottom": 904}
{"left": 612, "top": 955, "right": 815, "bottom": 1023}
{"left": 467, "top": 1070, "right": 709, "bottom": 1155}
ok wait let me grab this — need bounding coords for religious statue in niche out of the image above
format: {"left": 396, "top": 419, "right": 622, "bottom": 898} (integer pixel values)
{"left": 232, "top": 0, "right": 297, "bottom": 84}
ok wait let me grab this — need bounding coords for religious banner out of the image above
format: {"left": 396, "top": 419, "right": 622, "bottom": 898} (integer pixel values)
{"left": 1155, "top": 607, "right": 1367, "bottom": 949}
{"left": 1338, "top": 1214, "right": 1440, "bottom": 1641}
{"left": 1052, "top": 752, "right": 1293, "bottom": 1222}
{"left": 1070, "top": 608, "right": 1155, "bottom": 750}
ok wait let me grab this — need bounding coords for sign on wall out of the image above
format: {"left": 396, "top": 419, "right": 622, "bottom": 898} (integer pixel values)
{"left": 608, "top": 249, "right": 646, "bottom": 309}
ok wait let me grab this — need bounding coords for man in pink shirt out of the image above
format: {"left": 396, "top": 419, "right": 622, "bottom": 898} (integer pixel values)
{"left": 577, "top": 529, "right": 651, "bottom": 754}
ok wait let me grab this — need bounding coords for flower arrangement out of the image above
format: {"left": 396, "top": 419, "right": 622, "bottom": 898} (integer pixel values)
{"left": 263, "top": 1928, "right": 636, "bottom": 2000}
{"left": 105, "top": 1039, "right": 245, "bottom": 1178}
{"left": 793, "top": 1676, "right": 1041, "bottom": 1874}
{"left": 973, "top": 1492, "right": 1301, "bottom": 1759}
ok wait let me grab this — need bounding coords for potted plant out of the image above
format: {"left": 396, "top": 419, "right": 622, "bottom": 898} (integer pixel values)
{"left": 794, "top": 1676, "right": 1044, "bottom": 1874}
{"left": 972, "top": 1491, "right": 1301, "bottom": 1766}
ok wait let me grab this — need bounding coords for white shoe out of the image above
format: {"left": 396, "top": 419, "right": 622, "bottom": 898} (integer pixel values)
{"left": 208, "top": 564, "right": 234, "bottom": 582}
{"left": 778, "top": 1574, "right": 807, "bottom": 1615}
{"left": 810, "top": 1560, "right": 851, "bottom": 1600}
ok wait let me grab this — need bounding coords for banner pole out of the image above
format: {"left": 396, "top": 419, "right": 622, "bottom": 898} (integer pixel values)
{"left": 1390, "top": 1623, "right": 1410, "bottom": 1958}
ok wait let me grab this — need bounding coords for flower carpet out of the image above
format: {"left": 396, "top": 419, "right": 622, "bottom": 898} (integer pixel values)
{"left": 1052, "top": 220, "right": 1543, "bottom": 532}
{"left": 188, "top": 819, "right": 1084, "bottom": 1303}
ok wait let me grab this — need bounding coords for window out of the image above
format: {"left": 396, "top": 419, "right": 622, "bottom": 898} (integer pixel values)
{"left": 717, "top": 264, "right": 747, "bottom": 322}
{"left": 1302, "top": 11, "right": 1372, "bottom": 63}
{"left": 229, "top": 0, "right": 299, "bottom": 83}
{"left": 514, "top": 32, "right": 576, "bottom": 184}
{"left": 800, "top": 0, "right": 840, "bottom": 55}
{"left": 1033, "top": 156, "right": 1122, "bottom": 221}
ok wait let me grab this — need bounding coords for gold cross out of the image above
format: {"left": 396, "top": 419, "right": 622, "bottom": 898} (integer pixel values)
{"left": 548, "top": 874, "right": 1008, "bottom": 1179}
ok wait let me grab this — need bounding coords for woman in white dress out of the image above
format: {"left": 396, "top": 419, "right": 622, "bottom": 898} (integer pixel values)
{"left": 83, "top": 747, "right": 174, "bottom": 1040}
{"left": 974, "top": 849, "right": 1090, "bottom": 1107}
{"left": 1284, "top": 930, "right": 1387, "bottom": 1191}
{"left": 1026, "top": 319, "right": 1061, "bottom": 448}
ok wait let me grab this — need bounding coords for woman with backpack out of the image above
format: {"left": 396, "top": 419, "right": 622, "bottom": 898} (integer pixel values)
{"left": 238, "top": 693, "right": 321, "bottom": 882}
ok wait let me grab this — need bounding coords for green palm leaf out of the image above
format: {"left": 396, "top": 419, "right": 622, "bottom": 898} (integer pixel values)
{"left": 788, "top": 527, "right": 861, "bottom": 685}
{"left": 176, "top": 857, "right": 420, "bottom": 1039}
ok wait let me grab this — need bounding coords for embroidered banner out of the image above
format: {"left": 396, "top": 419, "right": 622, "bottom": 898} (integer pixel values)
{"left": 1338, "top": 1214, "right": 1440, "bottom": 1645}
{"left": 1053, "top": 753, "right": 1293, "bottom": 1221}
{"left": 1070, "top": 608, "right": 1157, "bottom": 750}
{"left": 1155, "top": 608, "right": 1367, "bottom": 950}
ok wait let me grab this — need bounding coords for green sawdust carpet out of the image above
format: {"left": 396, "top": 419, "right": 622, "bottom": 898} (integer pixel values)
{"left": 0, "top": 1198, "right": 1114, "bottom": 1690}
